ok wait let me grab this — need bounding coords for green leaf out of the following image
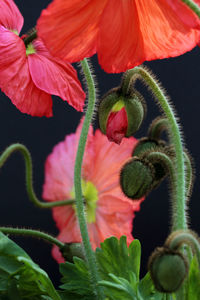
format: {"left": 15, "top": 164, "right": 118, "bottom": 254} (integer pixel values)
{"left": 59, "top": 257, "right": 94, "bottom": 299}
{"left": 96, "top": 236, "right": 141, "bottom": 282}
{"left": 0, "top": 232, "right": 60, "bottom": 300}
{"left": 99, "top": 273, "right": 137, "bottom": 300}
{"left": 138, "top": 272, "right": 163, "bottom": 300}
{"left": 186, "top": 256, "right": 200, "bottom": 300}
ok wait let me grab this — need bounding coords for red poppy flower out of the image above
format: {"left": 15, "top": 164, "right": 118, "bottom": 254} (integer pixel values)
{"left": 42, "top": 121, "right": 143, "bottom": 263}
{"left": 37, "top": 0, "right": 200, "bottom": 73}
{"left": 0, "top": 0, "right": 85, "bottom": 117}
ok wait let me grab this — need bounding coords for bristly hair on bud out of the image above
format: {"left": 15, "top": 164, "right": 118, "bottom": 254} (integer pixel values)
{"left": 148, "top": 246, "right": 189, "bottom": 293}
{"left": 98, "top": 86, "right": 146, "bottom": 144}
{"left": 120, "top": 157, "right": 155, "bottom": 199}
{"left": 132, "top": 137, "right": 166, "bottom": 157}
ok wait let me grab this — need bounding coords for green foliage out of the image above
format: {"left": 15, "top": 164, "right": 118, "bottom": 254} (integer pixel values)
{"left": 1, "top": 233, "right": 200, "bottom": 300}
{"left": 59, "top": 235, "right": 163, "bottom": 299}
{"left": 185, "top": 256, "right": 200, "bottom": 300}
{"left": 0, "top": 232, "right": 61, "bottom": 300}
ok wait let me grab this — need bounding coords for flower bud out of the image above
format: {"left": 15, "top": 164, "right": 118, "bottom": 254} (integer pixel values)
{"left": 98, "top": 88, "right": 145, "bottom": 144}
{"left": 60, "top": 243, "right": 85, "bottom": 263}
{"left": 120, "top": 157, "right": 155, "bottom": 199}
{"left": 132, "top": 137, "right": 165, "bottom": 157}
{"left": 148, "top": 247, "right": 188, "bottom": 293}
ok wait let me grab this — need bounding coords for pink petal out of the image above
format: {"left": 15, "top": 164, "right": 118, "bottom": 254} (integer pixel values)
{"left": 0, "top": 0, "right": 23, "bottom": 33}
{"left": 43, "top": 134, "right": 77, "bottom": 202}
{"left": 28, "top": 39, "right": 85, "bottom": 112}
{"left": 89, "top": 130, "right": 137, "bottom": 193}
{"left": 88, "top": 199, "right": 135, "bottom": 249}
{"left": 0, "top": 27, "right": 52, "bottom": 117}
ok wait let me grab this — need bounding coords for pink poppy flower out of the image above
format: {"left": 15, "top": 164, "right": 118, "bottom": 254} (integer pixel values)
{"left": 37, "top": 0, "right": 200, "bottom": 73}
{"left": 42, "top": 121, "right": 144, "bottom": 263}
{"left": 0, "top": 0, "right": 85, "bottom": 117}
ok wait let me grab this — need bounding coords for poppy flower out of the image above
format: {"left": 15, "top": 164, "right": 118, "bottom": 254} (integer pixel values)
{"left": 37, "top": 0, "right": 200, "bottom": 73}
{"left": 42, "top": 120, "right": 144, "bottom": 263}
{"left": 0, "top": 0, "right": 85, "bottom": 117}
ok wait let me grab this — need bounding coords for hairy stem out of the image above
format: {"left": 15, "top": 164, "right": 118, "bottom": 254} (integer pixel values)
{"left": 0, "top": 144, "right": 75, "bottom": 208}
{"left": 0, "top": 226, "right": 64, "bottom": 248}
{"left": 122, "top": 66, "right": 186, "bottom": 231}
{"left": 74, "top": 58, "right": 104, "bottom": 299}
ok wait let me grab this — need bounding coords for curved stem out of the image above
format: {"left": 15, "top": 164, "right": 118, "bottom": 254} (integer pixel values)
{"left": 183, "top": 152, "right": 194, "bottom": 202}
{"left": 0, "top": 144, "right": 75, "bottom": 208}
{"left": 122, "top": 66, "right": 186, "bottom": 231}
{"left": 146, "top": 151, "right": 178, "bottom": 228}
{"left": 148, "top": 117, "right": 169, "bottom": 140}
{"left": 166, "top": 230, "right": 200, "bottom": 267}
{"left": 0, "top": 226, "right": 64, "bottom": 248}
{"left": 74, "top": 58, "right": 104, "bottom": 299}
{"left": 181, "top": 0, "right": 200, "bottom": 18}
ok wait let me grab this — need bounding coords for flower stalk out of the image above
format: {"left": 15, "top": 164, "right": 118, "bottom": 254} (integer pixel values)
{"left": 74, "top": 58, "right": 104, "bottom": 299}
{"left": 0, "top": 144, "right": 75, "bottom": 208}
{"left": 0, "top": 226, "right": 64, "bottom": 248}
{"left": 122, "top": 66, "right": 186, "bottom": 231}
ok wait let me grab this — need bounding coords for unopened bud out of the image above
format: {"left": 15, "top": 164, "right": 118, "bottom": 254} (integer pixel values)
{"left": 98, "top": 88, "right": 145, "bottom": 144}
{"left": 132, "top": 137, "right": 165, "bottom": 157}
{"left": 120, "top": 157, "right": 155, "bottom": 199}
{"left": 148, "top": 247, "right": 188, "bottom": 293}
{"left": 60, "top": 243, "right": 85, "bottom": 263}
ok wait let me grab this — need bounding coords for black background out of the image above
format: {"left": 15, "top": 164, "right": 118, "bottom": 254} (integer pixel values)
{"left": 0, "top": 0, "right": 200, "bottom": 287}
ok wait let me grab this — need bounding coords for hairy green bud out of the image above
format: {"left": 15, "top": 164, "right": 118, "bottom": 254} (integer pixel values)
{"left": 148, "top": 247, "right": 188, "bottom": 293}
{"left": 60, "top": 243, "right": 85, "bottom": 262}
{"left": 120, "top": 157, "right": 155, "bottom": 199}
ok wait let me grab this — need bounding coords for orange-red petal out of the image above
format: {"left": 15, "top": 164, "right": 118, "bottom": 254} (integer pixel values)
{"left": 37, "top": 0, "right": 107, "bottom": 62}
{"left": 98, "top": 0, "right": 200, "bottom": 72}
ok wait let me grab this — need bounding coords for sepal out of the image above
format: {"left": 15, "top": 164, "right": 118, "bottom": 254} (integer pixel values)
{"left": 98, "top": 87, "right": 145, "bottom": 144}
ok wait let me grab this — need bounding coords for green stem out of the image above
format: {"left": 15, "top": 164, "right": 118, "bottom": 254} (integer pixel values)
{"left": 166, "top": 230, "right": 200, "bottom": 267}
{"left": 74, "top": 58, "right": 104, "bottom": 299}
{"left": 181, "top": 0, "right": 200, "bottom": 18}
{"left": 122, "top": 67, "right": 186, "bottom": 231}
{"left": 0, "top": 226, "right": 64, "bottom": 248}
{"left": 183, "top": 152, "right": 194, "bottom": 202}
{"left": 0, "top": 144, "right": 75, "bottom": 208}
{"left": 148, "top": 117, "right": 169, "bottom": 140}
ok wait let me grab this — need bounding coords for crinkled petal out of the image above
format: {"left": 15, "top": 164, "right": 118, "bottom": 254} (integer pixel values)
{"left": 43, "top": 134, "right": 77, "bottom": 202}
{"left": 89, "top": 130, "right": 137, "bottom": 194}
{"left": 98, "top": 0, "right": 200, "bottom": 72}
{"left": 165, "top": 0, "right": 200, "bottom": 28}
{"left": 43, "top": 120, "right": 94, "bottom": 202}
{"left": 28, "top": 39, "right": 85, "bottom": 112}
{"left": 0, "top": 27, "right": 52, "bottom": 116}
{"left": 88, "top": 198, "right": 135, "bottom": 249}
{"left": 37, "top": 0, "right": 107, "bottom": 62}
{"left": 0, "top": 0, "right": 23, "bottom": 33}
{"left": 52, "top": 220, "right": 81, "bottom": 263}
